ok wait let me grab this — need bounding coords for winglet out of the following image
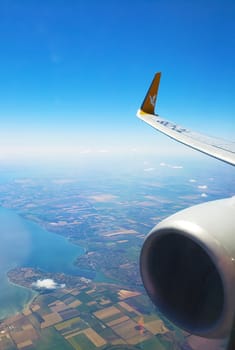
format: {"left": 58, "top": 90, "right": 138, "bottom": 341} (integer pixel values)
{"left": 140, "top": 72, "right": 161, "bottom": 115}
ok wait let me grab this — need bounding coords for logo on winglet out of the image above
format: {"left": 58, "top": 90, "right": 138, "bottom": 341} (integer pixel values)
{"left": 150, "top": 94, "right": 156, "bottom": 107}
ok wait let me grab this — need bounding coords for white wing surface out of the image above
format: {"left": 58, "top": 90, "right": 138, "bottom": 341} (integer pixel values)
{"left": 137, "top": 73, "right": 235, "bottom": 166}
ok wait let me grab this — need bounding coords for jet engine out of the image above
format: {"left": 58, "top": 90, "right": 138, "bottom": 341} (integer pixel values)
{"left": 140, "top": 197, "right": 235, "bottom": 338}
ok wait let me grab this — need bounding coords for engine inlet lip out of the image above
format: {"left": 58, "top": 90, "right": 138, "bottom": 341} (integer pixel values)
{"left": 140, "top": 222, "right": 231, "bottom": 338}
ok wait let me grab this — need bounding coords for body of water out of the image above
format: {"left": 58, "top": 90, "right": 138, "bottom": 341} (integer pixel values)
{"left": 0, "top": 207, "right": 84, "bottom": 319}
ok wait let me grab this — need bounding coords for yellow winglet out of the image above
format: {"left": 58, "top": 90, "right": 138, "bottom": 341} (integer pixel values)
{"left": 140, "top": 72, "right": 161, "bottom": 115}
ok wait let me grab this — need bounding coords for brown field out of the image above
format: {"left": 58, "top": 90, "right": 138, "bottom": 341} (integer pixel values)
{"left": 118, "top": 290, "right": 141, "bottom": 299}
{"left": 18, "top": 340, "right": 33, "bottom": 349}
{"left": 107, "top": 316, "right": 129, "bottom": 327}
{"left": 41, "top": 312, "right": 62, "bottom": 328}
{"left": 31, "top": 304, "right": 40, "bottom": 312}
{"left": 11, "top": 328, "right": 38, "bottom": 344}
{"left": 66, "top": 327, "right": 106, "bottom": 347}
{"left": 118, "top": 301, "right": 140, "bottom": 315}
{"left": 49, "top": 300, "right": 68, "bottom": 313}
{"left": 68, "top": 300, "right": 81, "bottom": 308}
{"left": 4, "top": 314, "right": 24, "bottom": 326}
{"left": 87, "top": 301, "right": 97, "bottom": 306}
{"left": 111, "top": 319, "right": 140, "bottom": 340}
{"left": 100, "top": 298, "right": 111, "bottom": 306}
{"left": 86, "top": 288, "right": 96, "bottom": 294}
{"left": 65, "top": 329, "right": 81, "bottom": 339}
{"left": 83, "top": 328, "right": 107, "bottom": 347}
{"left": 110, "top": 318, "right": 152, "bottom": 345}
{"left": 70, "top": 289, "right": 80, "bottom": 296}
{"left": 94, "top": 306, "right": 121, "bottom": 320}
{"left": 23, "top": 308, "right": 32, "bottom": 316}
{"left": 22, "top": 324, "right": 34, "bottom": 331}
{"left": 144, "top": 320, "right": 168, "bottom": 335}
{"left": 104, "top": 229, "right": 138, "bottom": 237}
{"left": 111, "top": 339, "right": 127, "bottom": 345}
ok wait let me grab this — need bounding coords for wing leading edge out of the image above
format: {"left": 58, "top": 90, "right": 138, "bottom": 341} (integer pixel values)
{"left": 137, "top": 73, "right": 235, "bottom": 166}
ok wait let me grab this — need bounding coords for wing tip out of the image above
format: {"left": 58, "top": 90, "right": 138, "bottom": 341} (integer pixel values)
{"left": 140, "top": 72, "right": 161, "bottom": 115}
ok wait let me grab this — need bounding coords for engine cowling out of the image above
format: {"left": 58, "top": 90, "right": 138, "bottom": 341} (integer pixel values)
{"left": 140, "top": 197, "right": 235, "bottom": 338}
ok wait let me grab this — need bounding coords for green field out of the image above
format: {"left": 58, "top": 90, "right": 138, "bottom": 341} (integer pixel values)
{"left": 77, "top": 292, "right": 93, "bottom": 303}
{"left": 55, "top": 317, "right": 81, "bottom": 331}
{"left": 68, "top": 333, "right": 96, "bottom": 350}
{"left": 36, "top": 294, "right": 56, "bottom": 314}
{"left": 34, "top": 328, "right": 74, "bottom": 350}
{"left": 99, "top": 327, "right": 118, "bottom": 342}
{"left": 103, "top": 346, "right": 138, "bottom": 350}
{"left": 138, "top": 336, "right": 168, "bottom": 350}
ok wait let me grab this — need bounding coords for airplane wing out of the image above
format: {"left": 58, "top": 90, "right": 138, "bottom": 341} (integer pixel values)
{"left": 137, "top": 72, "right": 235, "bottom": 166}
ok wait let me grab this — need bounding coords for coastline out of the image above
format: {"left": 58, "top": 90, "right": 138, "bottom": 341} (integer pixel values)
{"left": 0, "top": 276, "right": 37, "bottom": 321}
{"left": 0, "top": 206, "right": 86, "bottom": 322}
{"left": 0, "top": 207, "right": 123, "bottom": 322}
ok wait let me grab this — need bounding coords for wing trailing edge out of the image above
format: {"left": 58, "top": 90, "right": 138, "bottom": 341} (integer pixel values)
{"left": 137, "top": 73, "right": 235, "bottom": 166}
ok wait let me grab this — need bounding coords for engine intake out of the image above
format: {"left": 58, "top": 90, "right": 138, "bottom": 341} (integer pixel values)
{"left": 140, "top": 197, "right": 235, "bottom": 338}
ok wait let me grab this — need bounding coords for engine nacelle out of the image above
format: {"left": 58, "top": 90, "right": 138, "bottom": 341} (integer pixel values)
{"left": 140, "top": 197, "right": 235, "bottom": 338}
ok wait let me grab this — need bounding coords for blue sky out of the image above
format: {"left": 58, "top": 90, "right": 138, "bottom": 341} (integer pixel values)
{"left": 0, "top": 0, "right": 235, "bottom": 161}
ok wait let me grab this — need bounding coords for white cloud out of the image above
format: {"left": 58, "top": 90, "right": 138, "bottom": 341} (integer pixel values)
{"left": 198, "top": 185, "right": 208, "bottom": 190}
{"left": 32, "top": 279, "right": 65, "bottom": 290}
{"left": 201, "top": 193, "right": 208, "bottom": 198}
{"left": 160, "top": 162, "right": 183, "bottom": 169}
{"left": 189, "top": 179, "right": 197, "bottom": 183}
{"left": 171, "top": 165, "right": 183, "bottom": 169}
{"left": 144, "top": 168, "right": 155, "bottom": 172}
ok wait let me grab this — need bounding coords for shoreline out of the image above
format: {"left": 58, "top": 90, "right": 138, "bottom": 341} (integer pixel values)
{"left": 0, "top": 206, "right": 87, "bottom": 322}
{"left": 0, "top": 276, "right": 37, "bottom": 322}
